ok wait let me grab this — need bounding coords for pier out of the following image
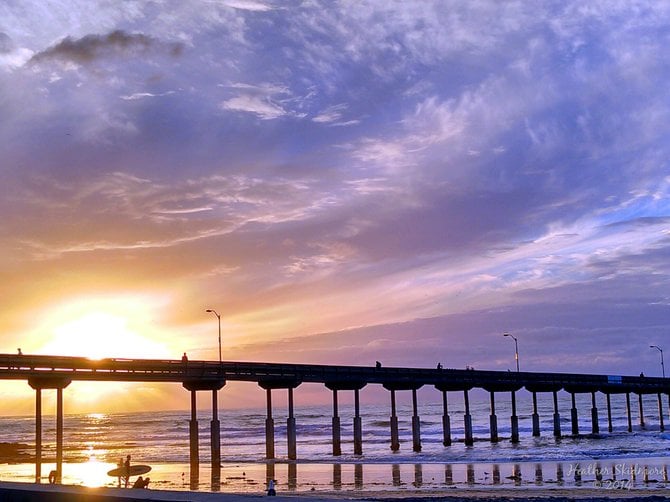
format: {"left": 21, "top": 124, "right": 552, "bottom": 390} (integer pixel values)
{"left": 0, "top": 354, "right": 668, "bottom": 485}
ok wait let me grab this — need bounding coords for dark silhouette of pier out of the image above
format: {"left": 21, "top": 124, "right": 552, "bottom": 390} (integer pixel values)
{"left": 1, "top": 353, "right": 668, "bottom": 486}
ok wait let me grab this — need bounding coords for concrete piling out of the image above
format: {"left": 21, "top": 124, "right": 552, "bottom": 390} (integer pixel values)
{"left": 510, "top": 390, "right": 519, "bottom": 443}
{"left": 626, "top": 392, "right": 633, "bottom": 432}
{"left": 265, "top": 389, "right": 275, "bottom": 459}
{"left": 606, "top": 393, "right": 613, "bottom": 432}
{"left": 590, "top": 391, "right": 599, "bottom": 434}
{"left": 489, "top": 392, "right": 498, "bottom": 442}
{"left": 464, "top": 390, "right": 474, "bottom": 446}
{"left": 411, "top": 388, "right": 421, "bottom": 452}
{"left": 638, "top": 394, "right": 645, "bottom": 428}
{"left": 354, "top": 388, "right": 363, "bottom": 455}
{"left": 553, "top": 391, "right": 561, "bottom": 438}
{"left": 332, "top": 390, "right": 341, "bottom": 456}
{"left": 658, "top": 393, "right": 665, "bottom": 432}
{"left": 287, "top": 387, "right": 297, "bottom": 460}
{"left": 441, "top": 390, "right": 451, "bottom": 446}
{"left": 390, "top": 389, "right": 400, "bottom": 451}
{"left": 531, "top": 391, "right": 540, "bottom": 437}
{"left": 570, "top": 393, "right": 579, "bottom": 435}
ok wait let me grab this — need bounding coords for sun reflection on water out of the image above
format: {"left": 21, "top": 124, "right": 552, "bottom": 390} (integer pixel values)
{"left": 76, "top": 448, "right": 114, "bottom": 488}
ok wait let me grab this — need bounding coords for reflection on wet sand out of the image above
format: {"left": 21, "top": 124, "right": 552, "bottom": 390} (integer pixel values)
{"left": 392, "top": 464, "right": 401, "bottom": 486}
{"left": 354, "top": 463, "right": 363, "bottom": 490}
{"left": 413, "top": 464, "right": 422, "bottom": 487}
{"left": 332, "top": 463, "right": 341, "bottom": 490}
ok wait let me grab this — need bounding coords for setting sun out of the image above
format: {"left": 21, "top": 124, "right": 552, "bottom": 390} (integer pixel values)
{"left": 30, "top": 295, "right": 173, "bottom": 360}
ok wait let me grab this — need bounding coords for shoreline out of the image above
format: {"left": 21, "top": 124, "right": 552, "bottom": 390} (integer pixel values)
{"left": 1, "top": 457, "right": 668, "bottom": 498}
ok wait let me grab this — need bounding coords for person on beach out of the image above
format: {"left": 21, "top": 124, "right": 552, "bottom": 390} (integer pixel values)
{"left": 124, "top": 455, "right": 131, "bottom": 488}
{"left": 116, "top": 458, "right": 123, "bottom": 487}
{"left": 132, "top": 476, "right": 150, "bottom": 489}
{"left": 267, "top": 478, "right": 276, "bottom": 496}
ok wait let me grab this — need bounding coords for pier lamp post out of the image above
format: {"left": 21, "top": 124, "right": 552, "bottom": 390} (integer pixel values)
{"left": 650, "top": 345, "right": 665, "bottom": 378}
{"left": 503, "top": 332, "right": 519, "bottom": 372}
{"left": 206, "top": 309, "right": 222, "bottom": 363}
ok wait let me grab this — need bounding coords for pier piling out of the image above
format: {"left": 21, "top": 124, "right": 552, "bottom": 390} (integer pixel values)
{"left": 389, "top": 389, "right": 400, "bottom": 451}
{"left": 354, "top": 388, "right": 363, "bottom": 455}
{"left": 332, "top": 390, "right": 341, "bottom": 456}
{"left": 211, "top": 390, "right": 221, "bottom": 476}
{"left": 638, "top": 393, "right": 645, "bottom": 428}
{"left": 189, "top": 390, "right": 199, "bottom": 483}
{"left": 658, "top": 393, "right": 665, "bottom": 432}
{"left": 552, "top": 391, "right": 561, "bottom": 437}
{"left": 626, "top": 392, "right": 633, "bottom": 432}
{"left": 265, "top": 389, "right": 275, "bottom": 459}
{"left": 606, "top": 393, "right": 613, "bottom": 432}
{"left": 531, "top": 391, "right": 540, "bottom": 437}
{"left": 441, "top": 390, "right": 451, "bottom": 446}
{"left": 510, "top": 390, "right": 519, "bottom": 443}
{"left": 464, "top": 390, "right": 474, "bottom": 446}
{"left": 570, "top": 393, "right": 579, "bottom": 435}
{"left": 590, "top": 391, "right": 599, "bottom": 434}
{"left": 489, "top": 392, "right": 498, "bottom": 443}
{"left": 411, "top": 388, "right": 421, "bottom": 452}
{"left": 287, "top": 387, "right": 297, "bottom": 460}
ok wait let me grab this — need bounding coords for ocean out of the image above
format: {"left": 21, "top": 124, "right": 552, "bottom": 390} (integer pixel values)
{"left": 1, "top": 391, "right": 669, "bottom": 493}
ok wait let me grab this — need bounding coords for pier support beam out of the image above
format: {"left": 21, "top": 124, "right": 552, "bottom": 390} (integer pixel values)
{"left": 590, "top": 392, "right": 599, "bottom": 434}
{"left": 531, "top": 392, "right": 540, "bottom": 437}
{"left": 626, "top": 393, "right": 633, "bottom": 432}
{"left": 570, "top": 393, "right": 579, "bottom": 435}
{"left": 411, "top": 389, "right": 421, "bottom": 452}
{"left": 658, "top": 393, "right": 665, "bottom": 432}
{"left": 331, "top": 390, "right": 341, "bottom": 456}
{"left": 510, "top": 390, "right": 519, "bottom": 443}
{"left": 183, "top": 379, "right": 226, "bottom": 485}
{"left": 552, "top": 391, "right": 561, "bottom": 438}
{"left": 287, "top": 387, "right": 297, "bottom": 460}
{"left": 638, "top": 394, "right": 645, "bottom": 429}
{"left": 265, "top": 389, "right": 274, "bottom": 459}
{"left": 56, "top": 387, "right": 64, "bottom": 483}
{"left": 489, "top": 392, "right": 498, "bottom": 443}
{"left": 464, "top": 390, "right": 474, "bottom": 446}
{"left": 35, "top": 388, "right": 42, "bottom": 483}
{"left": 354, "top": 388, "right": 363, "bottom": 455}
{"left": 189, "top": 390, "right": 199, "bottom": 482}
{"left": 29, "top": 378, "right": 71, "bottom": 485}
{"left": 211, "top": 390, "right": 221, "bottom": 476}
{"left": 606, "top": 394, "right": 613, "bottom": 433}
{"left": 390, "top": 390, "right": 400, "bottom": 451}
{"left": 441, "top": 391, "right": 451, "bottom": 446}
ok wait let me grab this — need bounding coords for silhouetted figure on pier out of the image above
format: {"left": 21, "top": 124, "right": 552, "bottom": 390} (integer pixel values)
{"left": 182, "top": 352, "right": 188, "bottom": 363}
{"left": 17, "top": 348, "right": 22, "bottom": 355}
{"left": 375, "top": 361, "right": 382, "bottom": 369}
{"left": 437, "top": 363, "right": 443, "bottom": 370}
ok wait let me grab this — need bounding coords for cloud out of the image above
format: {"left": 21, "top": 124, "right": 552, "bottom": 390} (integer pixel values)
{"left": 222, "top": 0, "right": 276, "bottom": 11}
{"left": 120, "top": 91, "right": 176, "bottom": 100}
{"left": 29, "top": 30, "right": 183, "bottom": 66}
{"left": 220, "top": 82, "right": 292, "bottom": 120}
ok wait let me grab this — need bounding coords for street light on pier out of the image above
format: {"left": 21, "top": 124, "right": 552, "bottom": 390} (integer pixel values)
{"left": 650, "top": 345, "right": 665, "bottom": 378}
{"left": 503, "top": 332, "right": 519, "bottom": 372}
{"left": 206, "top": 309, "right": 222, "bottom": 363}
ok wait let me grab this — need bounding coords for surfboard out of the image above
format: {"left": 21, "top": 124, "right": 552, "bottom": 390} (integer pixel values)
{"left": 107, "top": 464, "right": 151, "bottom": 477}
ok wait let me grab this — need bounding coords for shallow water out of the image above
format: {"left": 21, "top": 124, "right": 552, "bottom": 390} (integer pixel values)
{"left": 1, "top": 394, "right": 669, "bottom": 494}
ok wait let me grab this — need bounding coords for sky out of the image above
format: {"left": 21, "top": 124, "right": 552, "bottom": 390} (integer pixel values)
{"left": 0, "top": 1, "right": 669, "bottom": 413}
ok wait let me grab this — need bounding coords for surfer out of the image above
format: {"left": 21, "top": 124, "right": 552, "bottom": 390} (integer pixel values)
{"left": 124, "top": 455, "right": 131, "bottom": 488}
